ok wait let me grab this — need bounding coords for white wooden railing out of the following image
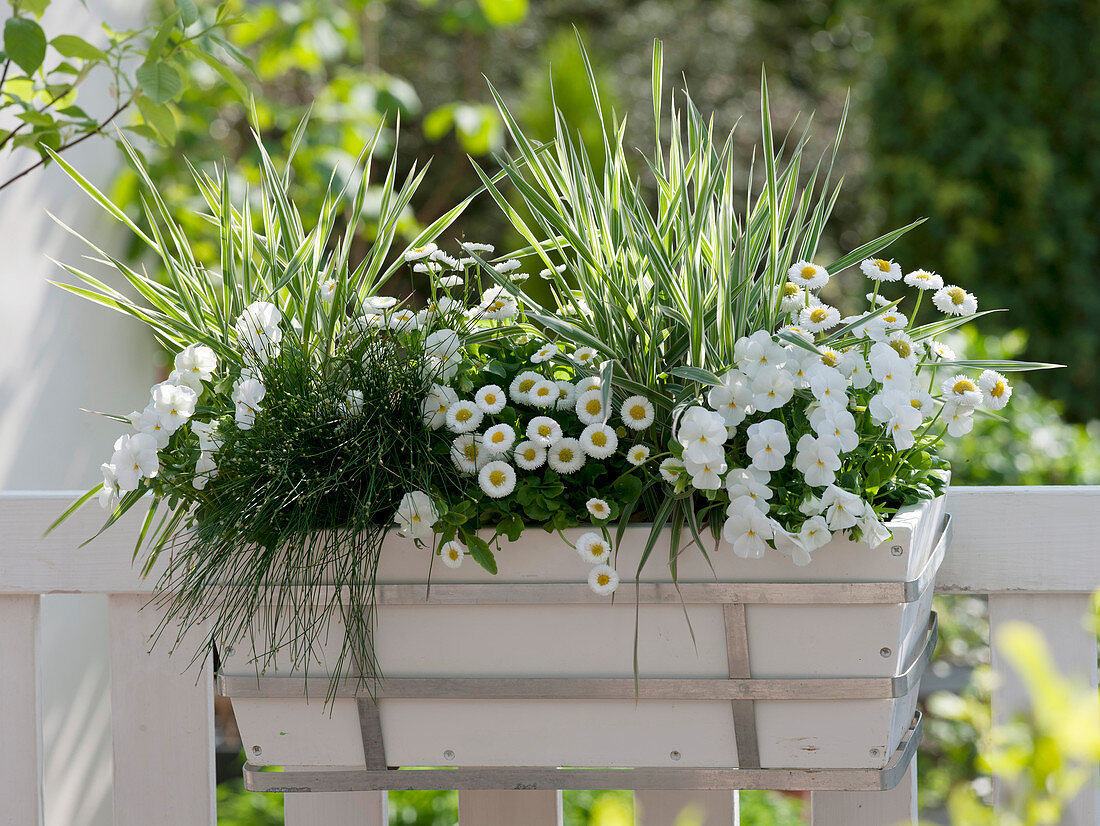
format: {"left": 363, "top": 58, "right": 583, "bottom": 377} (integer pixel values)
{"left": 2, "top": 487, "right": 1098, "bottom": 826}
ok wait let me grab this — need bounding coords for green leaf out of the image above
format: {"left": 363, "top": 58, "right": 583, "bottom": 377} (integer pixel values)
{"left": 135, "top": 94, "right": 176, "bottom": 145}
{"left": 9, "top": 0, "right": 49, "bottom": 18}
{"left": 135, "top": 61, "right": 182, "bottom": 105}
{"left": 465, "top": 535, "right": 498, "bottom": 574}
{"left": 477, "top": 0, "right": 528, "bottom": 26}
{"left": 422, "top": 104, "right": 453, "bottom": 141}
{"left": 669, "top": 366, "right": 722, "bottom": 387}
{"left": 4, "top": 17, "right": 47, "bottom": 76}
{"left": 176, "top": 0, "right": 199, "bottom": 27}
{"left": 50, "top": 34, "right": 106, "bottom": 62}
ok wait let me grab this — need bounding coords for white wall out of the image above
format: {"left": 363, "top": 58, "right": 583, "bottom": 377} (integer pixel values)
{"left": 0, "top": 2, "right": 156, "bottom": 825}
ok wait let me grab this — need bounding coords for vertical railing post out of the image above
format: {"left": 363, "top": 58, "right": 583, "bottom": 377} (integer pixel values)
{"left": 989, "top": 593, "right": 1100, "bottom": 825}
{"left": 458, "top": 790, "right": 563, "bottom": 826}
{"left": 810, "top": 762, "right": 917, "bottom": 825}
{"left": 284, "top": 791, "right": 388, "bottom": 824}
{"left": 634, "top": 790, "right": 739, "bottom": 825}
{"left": 0, "top": 595, "right": 44, "bottom": 826}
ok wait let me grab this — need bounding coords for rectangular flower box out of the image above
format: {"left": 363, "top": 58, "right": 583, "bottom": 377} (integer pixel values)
{"left": 218, "top": 492, "right": 948, "bottom": 787}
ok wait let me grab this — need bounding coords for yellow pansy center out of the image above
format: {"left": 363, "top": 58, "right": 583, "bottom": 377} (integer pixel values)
{"left": 947, "top": 287, "right": 966, "bottom": 305}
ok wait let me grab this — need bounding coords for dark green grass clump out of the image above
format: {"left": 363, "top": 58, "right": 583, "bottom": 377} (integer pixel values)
{"left": 159, "top": 330, "right": 459, "bottom": 692}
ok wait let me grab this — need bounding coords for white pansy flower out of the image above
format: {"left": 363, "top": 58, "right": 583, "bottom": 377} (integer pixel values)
{"left": 857, "top": 511, "right": 893, "bottom": 549}
{"left": 387, "top": 308, "right": 419, "bottom": 331}
{"left": 977, "top": 370, "right": 1012, "bottom": 410}
{"left": 808, "top": 369, "right": 848, "bottom": 409}
{"left": 572, "top": 346, "right": 598, "bottom": 365}
{"left": 794, "top": 434, "right": 842, "bottom": 488}
{"left": 838, "top": 349, "right": 872, "bottom": 390}
{"left": 193, "top": 451, "right": 218, "bottom": 490}
{"left": 173, "top": 344, "right": 217, "bottom": 392}
{"left": 734, "top": 330, "right": 787, "bottom": 378}
{"left": 450, "top": 433, "right": 484, "bottom": 474}
{"left": 445, "top": 400, "right": 483, "bottom": 433}
{"left": 868, "top": 342, "right": 914, "bottom": 389}
{"left": 404, "top": 242, "right": 438, "bottom": 262}
{"left": 659, "top": 457, "right": 685, "bottom": 484}
{"left": 575, "top": 388, "right": 607, "bottom": 425}
{"left": 819, "top": 485, "right": 865, "bottom": 530}
{"left": 627, "top": 444, "right": 651, "bottom": 466}
{"left": 482, "top": 423, "right": 516, "bottom": 455}
{"left": 111, "top": 433, "right": 159, "bottom": 491}
{"left": 860, "top": 258, "right": 903, "bottom": 282}
{"left": 527, "top": 379, "right": 559, "bottom": 409}
{"left": 190, "top": 419, "right": 223, "bottom": 454}
{"left": 363, "top": 295, "right": 398, "bottom": 313}
{"left": 478, "top": 460, "right": 517, "bottom": 498}
{"left": 440, "top": 540, "right": 465, "bottom": 569}
{"left": 422, "top": 384, "right": 459, "bottom": 429}
{"left": 580, "top": 423, "right": 618, "bottom": 459}
{"left": 425, "top": 328, "right": 461, "bottom": 363}
{"left": 903, "top": 269, "right": 944, "bottom": 291}
{"left": 941, "top": 375, "right": 983, "bottom": 409}
{"left": 677, "top": 406, "right": 728, "bottom": 463}
{"left": 475, "top": 384, "right": 507, "bottom": 415}
{"left": 708, "top": 369, "right": 754, "bottom": 426}
{"left": 810, "top": 406, "right": 859, "bottom": 453}
{"left": 722, "top": 502, "right": 774, "bottom": 559}
{"left": 343, "top": 390, "right": 365, "bottom": 416}
{"left": 577, "top": 532, "right": 611, "bottom": 563}
{"left": 531, "top": 343, "right": 559, "bottom": 363}
{"left": 395, "top": 490, "right": 439, "bottom": 539}
{"left": 620, "top": 395, "right": 655, "bottom": 430}
{"left": 547, "top": 438, "right": 585, "bottom": 474}
{"left": 932, "top": 285, "right": 977, "bottom": 316}
{"left": 509, "top": 371, "right": 541, "bottom": 403}
{"left": 318, "top": 276, "right": 338, "bottom": 303}
{"left": 943, "top": 399, "right": 976, "bottom": 437}
{"left": 232, "top": 377, "right": 266, "bottom": 430}
{"left": 725, "top": 467, "right": 773, "bottom": 514}
{"left": 799, "top": 303, "right": 842, "bottom": 333}
{"left": 788, "top": 261, "right": 830, "bottom": 290}
{"left": 235, "top": 301, "right": 283, "bottom": 364}
{"left": 745, "top": 419, "right": 790, "bottom": 473}
{"left": 588, "top": 564, "right": 619, "bottom": 595}
{"left": 554, "top": 380, "right": 578, "bottom": 411}
{"left": 151, "top": 381, "right": 198, "bottom": 434}
{"left": 527, "top": 416, "right": 563, "bottom": 447}
{"left": 98, "top": 463, "right": 120, "bottom": 510}
{"left": 129, "top": 405, "right": 169, "bottom": 449}
{"left": 750, "top": 367, "right": 795, "bottom": 413}
{"left": 790, "top": 515, "right": 832, "bottom": 565}
{"left": 685, "top": 455, "right": 726, "bottom": 490}
{"left": 514, "top": 439, "right": 547, "bottom": 470}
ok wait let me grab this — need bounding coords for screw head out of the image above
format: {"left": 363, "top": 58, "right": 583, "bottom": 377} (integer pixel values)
{"left": 869, "top": 747, "right": 881, "bottom": 758}
{"left": 443, "top": 749, "right": 456, "bottom": 761}
{"left": 879, "top": 647, "right": 892, "bottom": 658}
{"left": 251, "top": 745, "right": 262, "bottom": 756}
{"left": 669, "top": 750, "right": 682, "bottom": 761}
{"left": 891, "top": 545, "right": 904, "bottom": 557}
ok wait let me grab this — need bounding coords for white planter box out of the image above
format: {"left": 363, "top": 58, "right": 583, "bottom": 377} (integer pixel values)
{"left": 221, "top": 492, "right": 947, "bottom": 778}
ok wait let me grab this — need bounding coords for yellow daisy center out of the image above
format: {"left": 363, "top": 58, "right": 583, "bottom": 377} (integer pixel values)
{"left": 874, "top": 259, "right": 891, "bottom": 272}
{"left": 448, "top": 549, "right": 459, "bottom": 560}
{"left": 463, "top": 444, "right": 478, "bottom": 461}
{"left": 522, "top": 448, "right": 537, "bottom": 461}
{"left": 810, "top": 308, "right": 828, "bottom": 324}
{"left": 911, "top": 399, "right": 923, "bottom": 409}
{"left": 585, "top": 399, "right": 602, "bottom": 416}
{"left": 991, "top": 380, "right": 1005, "bottom": 398}
{"left": 535, "top": 386, "right": 552, "bottom": 398}
{"left": 519, "top": 379, "right": 536, "bottom": 393}
{"left": 558, "top": 447, "right": 574, "bottom": 462}
{"left": 591, "top": 431, "right": 608, "bottom": 447}
{"left": 537, "top": 424, "right": 552, "bottom": 437}
{"left": 455, "top": 408, "right": 472, "bottom": 423}
{"left": 484, "top": 393, "right": 497, "bottom": 405}
{"left": 489, "top": 470, "right": 506, "bottom": 487}
{"left": 953, "top": 379, "right": 978, "bottom": 394}
{"left": 821, "top": 352, "right": 838, "bottom": 367}
{"left": 630, "top": 404, "right": 647, "bottom": 420}
{"left": 948, "top": 287, "right": 966, "bottom": 305}
{"left": 491, "top": 431, "right": 506, "bottom": 444}
{"left": 890, "top": 340, "right": 912, "bottom": 358}
{"left": 800, "top": 265, "right": 817, "bottom": 280}
{"left": 596, "top": 574, "right": 610, "bottom": 586}
{"left": 784, "top": 282, "right": 799, "bottom": 297}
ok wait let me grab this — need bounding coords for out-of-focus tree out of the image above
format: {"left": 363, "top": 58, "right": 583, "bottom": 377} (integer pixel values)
{"left": 856, "top": 0, "right": 1100, "bottom": 422}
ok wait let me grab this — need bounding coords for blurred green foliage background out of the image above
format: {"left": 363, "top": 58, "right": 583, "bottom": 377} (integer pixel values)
{"left": 91, "top": 1, "right": 1097, "bottom": 824}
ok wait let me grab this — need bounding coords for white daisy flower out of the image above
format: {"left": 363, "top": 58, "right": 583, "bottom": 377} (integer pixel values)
{"left": 450, "top": 433, "right": 484, "bottom": 474}
{"left": 780, "top": 282, "right": 808, "bottom": 314}
{"left": 886, "top": 331, "right": 918, "bottom": 363}
{"left": 438, "top": 274, "right": 464, "bottom": 288}
{"left": 580, "top": 422, "right": 618, "bottom": 459}
{"left": 787, "top": 261, "right": 830, "bottom": 290}
{"left": 531, "top": 343, "right": 560, "bottom": 363}
{"left": 577, "top": 531, "right": 611, "bottom": 563}
{"left": 620, "top": 395, "right": 655, "bottom": 430}
{"left": 430, "top": 249, "right": 459, "bottom": 268}
{"left": 903, "top": 269, "right": 944, "bottom": 291}
{"left": 404, "top": 242, "right": 439, "bottom": 262}
{"left": 413, "top": 261, "right": 443, "bottom": 275}
{"left": 482, "top": 423, "right": 516, "bottom": 455}
{"left": 460, "top": 241, "right": 495, "bottom": 254}
{"left": 977, "top": 370, "right": 1012, "bottom": 410}
{"left": 446, "top": 400, "right": 484, "bottom": 433}
{"left": 514, "top": 439, "right": 547, "bottom": 470}
{"left": 927, "top": 340, "right": 957, "bottom": 361}
{"left": 799, "top": 303, "right": 842, "bottom": 332}
{"left": 364, "top": 295, "right": 398, "bottom": 312}
{"left": 394, "top": 490, "right": 439, "bottom": 539}
{"left": 626, "top": 444, "right": 651, "bottom": 466}
{"left": 554, "top": 380, "right": 578, "bottom": 411}
{"left": 479, "top": 461, "right": 517, "bottom": 498}
{"left": 509, "top": 371, "right": 542, "bottom": 403}
{"left": 572, "top": 346, "right": 598, "bottom": 365}
{"left": 932, "top": 285, "right": 977, "bottom": 316}
{"left": 526, "top": 416, "right": 564, "bottom": 446}
{"left": 586, "top": 498, "right": 612, "bottom": 521}
{"left": 478, "top": 289, "right": 518, "bottom": 320}
{"left": 494, "top": 259, "right": 522, "bottom": 274}
{"left": 659, "top": 457, "right": 685, "bottom": 484}
{"left": 539, "top": 264, "right": 567, "bottom": 279}
{"left": 575, "top": 388, "right": 607, "bottom": 424}
{"left": 528, "top": 379, "right": 560, "bottom": 408}
{"left": 575, "top": 375, "right": 601, "bottom": 394}
{"left": 866, "top": 292, "right": 891, "bottom": 307}
{"left": 475, "top": 384, "right": 507, "bottom": 414}
{"left": 941, "top": 375, "right": 983, "bottom": 409}
{"left": 587, "top": 563, "right": 619, "bottom": 595}
{"left": 440, "top": 540, "right": 465, "bottom": 568}
{"left": 860, "top": 258, "right": 903, "bottom": 282}
{"left": 547, "top": 438, "right": 585, "bottom": 474}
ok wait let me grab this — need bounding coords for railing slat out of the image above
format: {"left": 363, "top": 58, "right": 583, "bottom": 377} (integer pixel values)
{"left": 634, "top": 790, "right": 738, "bottom": 825}
{"left": 0, "top": 595, "right": 44, "bottom": 826}
{"left": 810, "top": 763, "right": 916, "bottom": 825}
{"left": 284, "top": 791, "right": 387, "bottom": 825}
{"left": 989, "top": 593, "right": 1100, "bottom": 825}
{"left": 107, "top": 594, "right": 215, "bottom": 826}
{"left": 458, "top": 790, "right": 562, "bottom": 825}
